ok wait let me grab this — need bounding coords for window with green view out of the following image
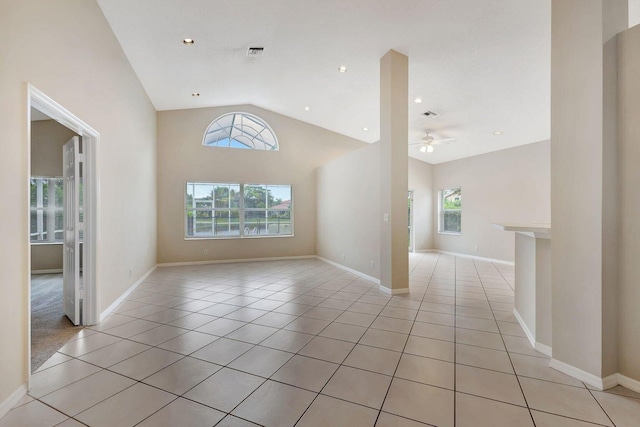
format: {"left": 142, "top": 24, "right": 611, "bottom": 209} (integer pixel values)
{"left": 185, "top": 182, "right": 292, "bottom": 238}
{"left": 439, "top": 187, "right": 461, "bottom": 234}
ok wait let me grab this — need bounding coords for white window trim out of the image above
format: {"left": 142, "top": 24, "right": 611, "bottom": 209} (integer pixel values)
{"left": 184, "top": 182, "right": 294, "bottom": 239}
{"left": 438, "top": 187, "right": 462, "bottom": 235}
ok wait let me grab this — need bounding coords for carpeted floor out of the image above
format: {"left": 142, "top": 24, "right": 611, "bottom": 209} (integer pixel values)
{"left": 31, "top": 274, "right": 83, "bottom": 372}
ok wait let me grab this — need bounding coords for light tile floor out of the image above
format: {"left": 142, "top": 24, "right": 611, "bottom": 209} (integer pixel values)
{"left": 3, "top": 253, "right": 640, "bottom": 426}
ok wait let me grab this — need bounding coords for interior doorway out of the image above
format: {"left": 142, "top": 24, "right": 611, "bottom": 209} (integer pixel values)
{"left": 408, "top": 190, "right": 414, "bottom": 252}
{"left": 27, "top": 85, "right": 99, "bottom": 378}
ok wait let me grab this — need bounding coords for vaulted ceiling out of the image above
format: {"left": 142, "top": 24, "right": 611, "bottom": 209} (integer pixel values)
{"left": 97, "top": 0, "right": 551, "bottom": 164}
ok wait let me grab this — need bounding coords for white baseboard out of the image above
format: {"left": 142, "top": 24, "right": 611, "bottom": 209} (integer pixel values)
{"left": 315, "top": 256, "right": 381, "bottom": 284}
{"left": 31, "top": 269, "right": 63, "bottom": 275}
{"left": 512, "top": 308, "right": 553, "bottom": 357}
{"left": 513, "top": 309, "right": 536, "bottom": 347}
{"left": 602, "top": 373, "right": 620, "bottom": 390}
{"left": 378, "top": 285, "right": 410, "bottom": 295}
{"left": 549, "top": 358, "right": 608, "bottom": 390}
{"left": 100, "top": 265, "right": 157, "bottom": 321}
{"left": 158, "top": 255, "right": 316, "bottom": 268}
{"left": 617, "top": 373, "right": 640, "bottom": 393}
{"left": 0, "top": 384, "right": 27, "bottom": 420}
{"left": 433, "top": 250, "right": 515, "bottom": 266}
{"left": 535, "top": 342, "right": 552, "bottom": 357}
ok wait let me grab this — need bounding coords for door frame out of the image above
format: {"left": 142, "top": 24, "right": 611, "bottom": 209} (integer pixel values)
{"left": 27, "top": 84, "right": 100, "bottom": 380}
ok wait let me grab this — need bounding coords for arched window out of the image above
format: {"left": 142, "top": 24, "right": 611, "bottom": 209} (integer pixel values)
{"left": 202, "top": 112, "right": 278, "bottom": 151}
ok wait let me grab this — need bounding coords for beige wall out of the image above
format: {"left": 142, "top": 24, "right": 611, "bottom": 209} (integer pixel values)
{"left": 617, "top": 23, "right": 640, "bottom": 382}
{"left": 317, "top": 143, "right": 381, "bottom": 278}
{"left": 433, "top": 141, "right": 551, "bottom": 262}
{"left": 156, "top": 105, "right": 365, "bottom": 264}
{"left": 408, "top": 158, "right": 434, "bottom": 251}
{"left": 30, "top": 119, "right": 78, "bottom": 272}
{"left": 0, "top": 0, "right": 157, "bottom": 405}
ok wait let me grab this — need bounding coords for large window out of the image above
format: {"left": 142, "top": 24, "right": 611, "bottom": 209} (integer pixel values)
{"left": 202, "top": 113, "right": 278, "bottom": 151}
{"left": 186, "top": 182, "right": 292, "bottom": 238}
{"left": 30, "top": 177, "right": 64, "bottom": 243}
{"left": 439, "top": 187, "right": 461, "bottom": 234}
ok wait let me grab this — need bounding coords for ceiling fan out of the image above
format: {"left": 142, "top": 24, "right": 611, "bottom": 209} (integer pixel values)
{"left": 410, "top": 132, "right": 455, "bottom": 153}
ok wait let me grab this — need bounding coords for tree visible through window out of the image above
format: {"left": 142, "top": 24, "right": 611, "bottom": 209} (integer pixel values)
{"left": 440, "top": 187, "right": 461, "bottom": 234}
{"left": 202, "top": 113, "right": 278, "bottom": 151}
{"left": 30, "top": 177, "right": 64, "bottom": 243}
{"left": 186, "top": 182, "right": 292, "bottom": 238}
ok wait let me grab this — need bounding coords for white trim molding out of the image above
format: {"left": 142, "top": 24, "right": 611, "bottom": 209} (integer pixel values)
{"left": 512, "top": 309, "right": 552, "bottom": 357}
{"left": 378, "top": 285, "right": 410, "bottom": 295}
{"left": 99, "top": 265, "right": 157, "bottom": 322}
{"left": 617, "top": 373, "right": 640, "bottom": 394}
{"left": 549, "top": 359, "right": 608, "bottom": 390}
{"left": 513, "top": 309, "right": 535, "bottom": 348}
{"left": 0, "top": 384, "right": 27, "bottom": 420}
{"left": 416, "top": 249, "right": 514, "bottom": 266}
{"left": 315, "top": 256, "right": 381, "bottom": 284}
{"left": 31, "top": 269, "right": 63, "bottom": 275}
{"left": 535, "top": 342, "right": 552, "bottom": 358}
{"left": 158, "top": 255, "right": 316, "bottom": 268}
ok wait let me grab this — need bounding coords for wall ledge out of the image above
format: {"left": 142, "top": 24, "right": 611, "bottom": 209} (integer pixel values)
{"left": 0, "top": 383, "right": 27, "bottom": 420}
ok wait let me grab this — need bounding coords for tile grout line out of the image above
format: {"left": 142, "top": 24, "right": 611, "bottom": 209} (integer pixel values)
{"left": 471, "top": 259, "right": 537, "bottom": 427}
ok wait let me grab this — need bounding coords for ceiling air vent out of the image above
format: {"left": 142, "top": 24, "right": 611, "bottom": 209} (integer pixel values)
{"left": 247, "top": 47, "right": 265, "bottom": 57}
{"left": 423, "top": 111, "right": 439, "bottom": 118}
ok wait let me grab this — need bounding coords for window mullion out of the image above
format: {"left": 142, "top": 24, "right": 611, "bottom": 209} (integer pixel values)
{"left": 239, "top": 184, "right": 245, "bottom": 237}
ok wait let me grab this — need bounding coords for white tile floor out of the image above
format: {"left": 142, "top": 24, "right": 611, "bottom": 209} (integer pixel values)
{"left": 3, "top": 253, "right": 640, "bottom": 426}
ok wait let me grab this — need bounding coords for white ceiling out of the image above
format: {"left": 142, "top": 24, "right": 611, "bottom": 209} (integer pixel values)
{"left": 97, "top": 0, "right": 551, "bottom": 164}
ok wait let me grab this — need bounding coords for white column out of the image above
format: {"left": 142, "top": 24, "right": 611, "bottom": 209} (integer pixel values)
{"left": 379, "top": 50, "right": 409, "bottom": 294}
{"left": 550, "top": 0, "right": 627, "bottom": 386}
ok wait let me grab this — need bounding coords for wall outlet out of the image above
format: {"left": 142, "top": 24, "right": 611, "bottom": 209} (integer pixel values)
{"left": 203, "top": 248, "right": 208, "bottom": 255}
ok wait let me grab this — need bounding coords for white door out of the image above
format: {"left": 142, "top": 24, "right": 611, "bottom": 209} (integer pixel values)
{"left": 63, "top": 136, "right": 83, "bottom": 325}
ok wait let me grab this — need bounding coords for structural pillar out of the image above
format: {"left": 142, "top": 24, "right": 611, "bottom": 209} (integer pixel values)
{"left": 379, "top": 49, "right": 409, "bottom": 294}
{"left": 550, "top": 0, "right": 627, "bottom": 388}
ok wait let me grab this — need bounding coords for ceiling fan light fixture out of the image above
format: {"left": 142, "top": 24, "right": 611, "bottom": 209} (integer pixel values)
{"left": 427, "top": 144, "right": 434, "bottom": 153}
{"left": 183, "top": 38, "right": 195, "bottom": 45}
{"left": 419, "top": 144, "right": 427, "bottom": 153}
{"left": 414, "top": 98, "right": 423, "bottom": 104}
{"left": 338, "top": 66, "right": 347, "bottom": 73}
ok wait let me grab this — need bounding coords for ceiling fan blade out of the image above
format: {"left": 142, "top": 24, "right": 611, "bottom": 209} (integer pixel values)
{"left": 431, "top": 138, "right": 456, "bottom": 145}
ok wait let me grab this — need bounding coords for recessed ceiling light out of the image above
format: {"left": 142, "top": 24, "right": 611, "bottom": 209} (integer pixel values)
{"left": 493, "top": 131, "right": 503, "bottom": 135}
{"left": 414, "top": 98, "right": 423, "bottom": 104}
{"left": 338, "top": 66, "right": 347, "bottom": 73}
{"left": 191, "top": 92, "right": 200, "bottom": 97}
{"left": 183, "top": 38, "right": 195, "bottom": 45}
{"left": 363, "top": 127, "right": 369, "bottom": 131}
{"left": 304, "top": 106, "right": 310, "bottom": 111}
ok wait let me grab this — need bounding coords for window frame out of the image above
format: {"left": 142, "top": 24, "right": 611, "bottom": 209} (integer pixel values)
{"left": 30, "top": 176, "right": 65, "bottom": 245}
{"left": 438, "top": 187, "right": 462, "bottom": 235}
{"left": 202, "top": 112, "right": 279, "bottom": 151}
{"left": 184, "top": 182, "right": 293, "bottom": 240}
